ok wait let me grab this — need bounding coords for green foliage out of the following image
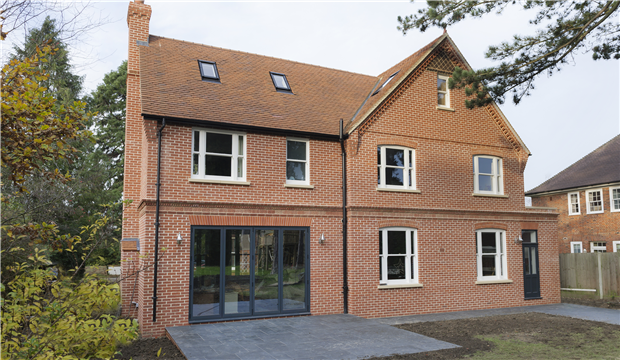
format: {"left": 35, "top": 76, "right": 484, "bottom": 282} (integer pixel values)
{"left": 397, "top": 1, "right": 620, "bottom": 108}
{"left": 1, "top": 44, "right": 92, "bottom": 193}
{"left": 1, "top": 249, "right": 139, "bottom": 360}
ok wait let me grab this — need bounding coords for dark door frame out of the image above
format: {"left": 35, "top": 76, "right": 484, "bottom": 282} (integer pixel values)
{"left": 189, "top": 226, "right": 311, "bottom": 322}
{"left": 522, "top": 229, "right": 541, "bottom": 299}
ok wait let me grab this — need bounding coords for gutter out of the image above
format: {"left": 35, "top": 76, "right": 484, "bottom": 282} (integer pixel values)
{"left": 339, "top": 119, "right": 349, "bottom": 314}
{"left": 152, "top": 118, "right": 166, "bottom": 322}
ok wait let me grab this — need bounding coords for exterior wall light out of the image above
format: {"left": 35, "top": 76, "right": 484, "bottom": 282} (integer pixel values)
{"left": 177, "top": 233, "right": 183, "bottom": 246}
{"left": 319, "top": 233, "right": 326, "bottom": 245}
{"left": 514, "top": 235, "right": 523, "bottom": 245}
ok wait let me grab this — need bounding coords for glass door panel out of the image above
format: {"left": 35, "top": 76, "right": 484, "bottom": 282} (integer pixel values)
{"left": 192, "top": 229, "right": 221, "bottom": 318}
{"left": 283, "top": 230, "right": 306, "bottom": 311}
{"left": 224, "top": 229, "right": 251, "bottom": 315}
{"left": 254, "top": 229, "right": 279, "bottom": 313}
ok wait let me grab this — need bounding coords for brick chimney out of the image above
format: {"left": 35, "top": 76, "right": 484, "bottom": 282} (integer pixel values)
{"left": 127, "top": 0, "right": 151, "bottom": 74}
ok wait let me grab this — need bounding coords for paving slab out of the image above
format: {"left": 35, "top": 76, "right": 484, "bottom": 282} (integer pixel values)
{"left": 167, "top": 314, "right": 458, "bottom": 360}
{"left": 375, "top": 303, "right": 620, "bottom": 326}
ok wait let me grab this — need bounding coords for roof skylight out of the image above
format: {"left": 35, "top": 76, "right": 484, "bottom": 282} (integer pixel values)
{"left": 372, "top": 71, "right": 400, "bottom": 96}
{"left": 199, "top": 60, "right": 220, "bottom": 81}
{"left": 270, "top": 72, "right": 291, "bottom": 92}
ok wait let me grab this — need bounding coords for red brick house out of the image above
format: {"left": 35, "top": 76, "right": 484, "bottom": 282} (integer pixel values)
{"left": 526, "top": 135, "right": 620, "bottom": 254}
{"left": 121, "top": 0, "right": 559, "bottom": 337}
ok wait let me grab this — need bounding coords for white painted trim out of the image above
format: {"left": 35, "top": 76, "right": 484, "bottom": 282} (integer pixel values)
{"left": 437, "top": 74, "right": 450, "bottom": 108}
{"left": 610, "top": 186, "right": 620, "bottom": 212}
{"left": 473, "top": 156, "right": 503, "bottom": 195}
{"left": 285, "top": 138, "right": 310, "bottom": 186}
{"left": 190, "top": 128, "right": 247, "bottom": 182}
{"left": 378, "top": 283, "right": 423, "bottom": 289}
{"left": 188, "top": 178, "right": 251, "bottom": 186}
{"left": 570, "top": 241, "right": 583, "bottom": 254}
{"left": 472, "top": 193, "right": 509, "bottom": 198}
{"left": 377, "top": 188, "right": 421, "bottom": 193}
{"left": 613, "top": 241, "right": 620, "bottom": 253}
{"left": 475, "top": 279, "right": 513, "bottom": 285}
{"left": 586, "top": 188, "right": 604, "bottom": 214}
{"left": 377, "top": 146, "right": 416, "bottom": 191}
{"left": 567, "top": 192, "right": 581, "bottom": 215}
{"left": 284, "top": 184, "right": 314, "bottom": 189}
{"left": 475, "top": 229, "right": 507, "bottom": 281}
{"left": 590, "top": 241, "right": 607, "bottom": 253}
{"left": 560, "top": 288, "right": 596, "bottom": 292}
{"left": 379, "top": 227, "right": 418, "bottom": 286}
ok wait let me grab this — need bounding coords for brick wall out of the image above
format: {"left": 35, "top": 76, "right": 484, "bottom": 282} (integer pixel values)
{"left": 122, "top": 0, "right": 559, "bottom": 338}
{"left": 531, "top": 187, "right": 620, "bottom": 253}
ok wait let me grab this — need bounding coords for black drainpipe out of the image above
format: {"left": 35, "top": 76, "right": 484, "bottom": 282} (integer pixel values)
{"left": 339, "top": 119, "right": 349, "bottom": 314}
{"left": 152, "top": 118, "right": 166, "bottom": 322}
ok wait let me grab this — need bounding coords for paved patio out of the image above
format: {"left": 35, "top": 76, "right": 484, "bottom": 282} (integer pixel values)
{"left": 166, "top": 314, "right": 458, "bottom": 360}
{"left": 167, "top": 304, "right": 619, "bottom": 360}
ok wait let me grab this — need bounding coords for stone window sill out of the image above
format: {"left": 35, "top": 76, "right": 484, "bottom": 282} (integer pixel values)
{"left": 475, "top": 279, "right": 513, "bottom": 285}
{"left": 378, "top": 283, "right": 423, "bottom": 289}
{"left": 377, "top": 188, "right": 421, "bottom": 193}
{"left": 189, "top": 178, "right": 251, "bottom": 186}
{"left": 436, "top": 106, "right": 455, "bottom": 112}
{"left": 284, "top": 184, "right": 315, "bottom": 189}
{"left": 473, "top": 193, "right": 509, "bottom": 198}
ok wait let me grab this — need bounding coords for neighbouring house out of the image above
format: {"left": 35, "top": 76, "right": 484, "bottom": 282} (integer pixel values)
{"left": 526, "top": 135, "right": 620, "bottom": 254}
{"left": 121, "top": 0, "right": 559, "bottom": 338}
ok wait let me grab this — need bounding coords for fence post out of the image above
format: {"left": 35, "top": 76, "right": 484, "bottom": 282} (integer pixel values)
{"left": 597, "top": 252, "right": 603, "bottom": 300}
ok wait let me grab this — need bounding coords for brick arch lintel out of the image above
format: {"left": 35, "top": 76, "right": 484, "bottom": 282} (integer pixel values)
{"left": 375, "top": 134, "right": 418, "bottom": 150}
{"left": 474, "top": 222, "right": 508, "bottom": 231}
{"left": 189, "top": 215, "right": 311, "bottom": 227}
{"left": 470, "top": 147, "right": 507, "bottom": 158}
{"left": 379, "top": 219, "right": 420, "bottom": 229}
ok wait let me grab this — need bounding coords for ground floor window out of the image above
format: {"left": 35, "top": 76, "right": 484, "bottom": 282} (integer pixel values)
{"left": 379, "top": 228, "right": 418, "bottom": 285}
{"left": 476, "top": 229, "right": 507, "bottom": 281}
{"left": 190, "top": 226, "right": 309, "bottom": 321}
{"left": 570, "top": 241, "right": 583, "bottom": 253}
{"left": 613, "top": 241, "right": 620, "bottom": 253}
{"left": 590, "top": 242, "right": 607, "bottom": 253}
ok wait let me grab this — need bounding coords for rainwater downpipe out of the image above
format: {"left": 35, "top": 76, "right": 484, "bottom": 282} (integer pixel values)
{"left": 152, "top": 118, "right": 166, "bottom": 322}
{"left": 339, "top": 119, "right": 349, "bottom": 314}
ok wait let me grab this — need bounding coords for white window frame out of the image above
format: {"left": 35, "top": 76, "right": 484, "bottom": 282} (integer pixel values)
{"left": 586, "top": 189, "right": 604, "bottom": 214}
{"left": 473, "top": 156, "right": 504, "bottom": 195}
{"left": 590, "top": 242, "right": 607, "bottom": 253}
{"left": 610, "top": 186, "right": 620, "bottom": 212}
{"left": 613, "top": 241, "right": 620, "bottom": 253}
{"left": 570, "top": 241, "right": 583, "bottom": 253}
{"left": 476, "top": 229, "right": 507, "bottom": 281}
{"left": 285, "top": 138, "right": 310, "bottom": 185}
{"left": 377, "top": 146, "right": 416, "bottom": 190}
{"left": 379, "top": 228, "right": 418, "bottom": 285}
{"left": 437, "top": 74, "right": 450, "bottom": 108}
{"left": 567, "top": 192, "right": 580, "bottom": 215}
{"left": 191, "top": 128, "right": 246, "bottom": 182}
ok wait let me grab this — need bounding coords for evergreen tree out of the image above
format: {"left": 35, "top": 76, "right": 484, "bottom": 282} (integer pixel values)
{"left": 398, "top": 1, "right": 620, "bottom": 108}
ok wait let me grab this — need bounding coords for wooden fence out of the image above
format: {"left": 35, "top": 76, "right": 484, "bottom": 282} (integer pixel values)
{"left": 560, "top": 252, "right": 620, "bottom": 299}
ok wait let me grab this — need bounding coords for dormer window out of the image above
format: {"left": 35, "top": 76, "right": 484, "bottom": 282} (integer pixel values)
{"left": 372, "top": 71, "right": 399, "bottom": 96}
{"left": 270, "top": 72, "right": 291, "bottom": 92}
{"left": 198, "top": 60, "right": 220, "bottom": 81}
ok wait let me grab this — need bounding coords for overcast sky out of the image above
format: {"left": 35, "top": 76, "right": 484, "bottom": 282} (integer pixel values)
{"left": 4, "top": 1, "right": 619, "bottom": 194}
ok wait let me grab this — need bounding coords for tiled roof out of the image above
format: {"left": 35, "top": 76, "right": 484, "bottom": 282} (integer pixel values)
{"left": 526, "top": 134, "right": 620, "bottom": 195}
{"left": 139, "top": 35, "right": 446, "bottom": 137}
{"left": 140, "top": 36, "right": 377, "bottom": 137}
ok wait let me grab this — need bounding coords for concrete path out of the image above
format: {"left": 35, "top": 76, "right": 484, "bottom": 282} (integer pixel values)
{"left": 376, "top": 303, "right": 620, "bottom": 326}
{"left": 166, "top": 314, "right": 458, "bottom": 360}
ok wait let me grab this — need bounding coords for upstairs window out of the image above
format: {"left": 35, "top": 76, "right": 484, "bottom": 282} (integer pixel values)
{"left": 379, "top": 228, "right": 418, "bottom": 285}
{"left": 586, "top": 189, "right": 603, "bottom": 214}
{"left": 286, "top": 139, "right": 309, "bottom": 185}
{"left": 372, "top": 71, "right": 399, "bottom": 96}
{"left": 270, "top": 72, "right": 291, "bottom": 92}
{"left": 198, "top": 61, "right": 220, "bottom": 81}
{"left": 192, "top": 129, "right": 246, "bottom": 182}
{"left": 610, "top": 187, "right": 620, "bottom": 212}
{"left": 437, "top": 75, "right": 450, "bottom": 107}
{"left": 568, "top": 192, "right": 580, "bottom": 215}
{"left": 377, "top": 146, "right": 416, "bottom": 190}
{"left": 473, "top": 156, "right": 503, "bottom": 195}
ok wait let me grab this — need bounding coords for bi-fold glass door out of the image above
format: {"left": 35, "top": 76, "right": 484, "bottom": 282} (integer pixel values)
{"left": 190, "top": 227, "right": 309, "bottom": 321}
